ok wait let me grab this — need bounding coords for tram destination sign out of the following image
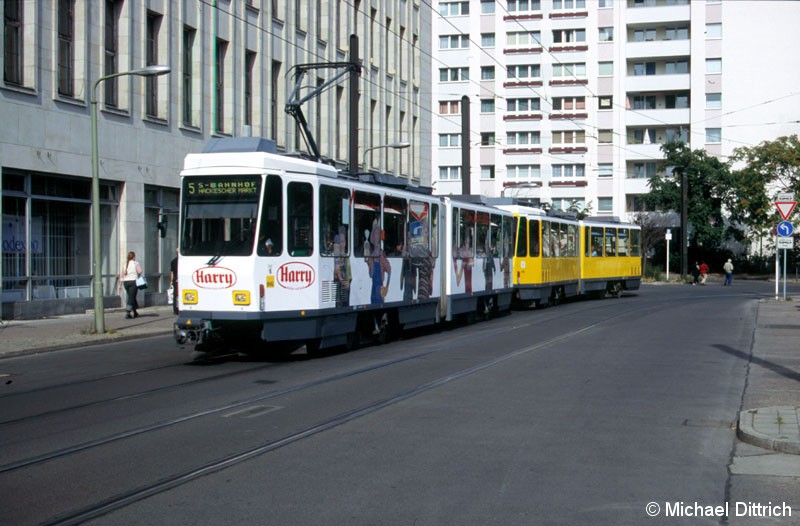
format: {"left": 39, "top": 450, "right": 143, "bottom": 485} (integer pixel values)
{"left": 184, "top": 176, "right": 260, "bottom": 200}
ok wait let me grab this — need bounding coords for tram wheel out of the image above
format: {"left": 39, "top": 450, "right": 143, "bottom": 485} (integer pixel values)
{"left": 609, "top": 282, "right": 623, "bottom": 298}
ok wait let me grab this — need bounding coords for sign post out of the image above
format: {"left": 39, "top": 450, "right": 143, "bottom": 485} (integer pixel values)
{"left": 774, "top": 193, "right": 796, "bottom": 300}
{"left": 665, "top": 229, "right": 672, "bottom": 282}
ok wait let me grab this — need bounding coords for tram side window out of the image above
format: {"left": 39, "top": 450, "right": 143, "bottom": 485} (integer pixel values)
{"left": 288, "top": 182, "right": 313, "bottom": 257}
{"left": 516, "top": 217, "right": 528, "bottom": 257}
{"left": 566, "top": 224, "right": 577, "bottom": 257}
{"left": 617, "top": 228, "right": 629, "bottom": 256}
{"left": 476, "top": 212, "right": 490, "bottom": 257}
{"left": 590, "top": 227, "right": 603, "bottom": 256}
{"left": 458, "top": 209, "right": 475, "bottom": 258}
{"left": 630, "top": 229, "right": 641, "bottom": 257}
{"left": 502, "top": 215, "right": 515, "bottom": 259}
{"left": 408, "top": 200, "right": 432, "bottom": 258}
{"left": 258, "top": 175, "right": 282, "bottom": 257}
{"left": 320, "top": 185, "right": 350, "bottom": 257}
{"left": 384, "top": 196, "right": 407, "bottom": 257}
{"left": 354, "top": 191, "right": 381, "bottom": 257}
{"left": 528, "top": 219, "right": 540, "bottom": 257}
{"left": 542, "top": 221, "right": 551, "bottom": 257}
{"left": 431, "top": 203, "right": 440, "bottom": 258}
{"left": 490, "top": 214, "right": 502, "bottom": 258}
{"left": 604, "top": 228, "right": 617, "bottom": 256}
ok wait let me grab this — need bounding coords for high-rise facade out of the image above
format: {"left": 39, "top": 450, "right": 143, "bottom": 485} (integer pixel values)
{"left": 431, "top": 0, "right": 800, "bottom": 218}
{"left": 1, "top": 0, "right": 431, "bottom": 317}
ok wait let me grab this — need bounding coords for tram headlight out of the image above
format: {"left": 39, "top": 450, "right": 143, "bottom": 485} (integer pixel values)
{"left": 183, "top": 289, "right": 198, "bottom": 305}
{"left": 233, "top": 290, "right": 251, "bottom": 305}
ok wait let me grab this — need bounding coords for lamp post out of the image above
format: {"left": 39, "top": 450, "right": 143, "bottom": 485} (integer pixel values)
{"left": 362, "top": 141, "right": 411, "bottom": 170}
{"left": 91, "top": 65, "right": 170, "bottom": 334}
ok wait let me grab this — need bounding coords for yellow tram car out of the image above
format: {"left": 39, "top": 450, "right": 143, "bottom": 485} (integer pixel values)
{"left": 579, "top": 217, "right": 642, "bottom": 298}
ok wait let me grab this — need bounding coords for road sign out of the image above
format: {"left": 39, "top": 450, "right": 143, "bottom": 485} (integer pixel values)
{"left": 777, "top": 237, "right": 794, "bottom": 249}
{"left": 776, "top": 192, "right": 795, "bottom": 202}
{"left": 775, "top": 201, "right": 797, "bottom": 220}
{"left": 777, "top": 221, "right": 794, "bottom": 237}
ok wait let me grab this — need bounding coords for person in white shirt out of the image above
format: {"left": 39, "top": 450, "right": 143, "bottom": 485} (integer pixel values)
{"left": 119, "top": 251, "right": 141, "bottom": 318}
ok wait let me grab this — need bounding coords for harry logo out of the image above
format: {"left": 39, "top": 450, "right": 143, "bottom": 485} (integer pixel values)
{"left": 193, "top": 267, "right": 237, "bottom": 289}
{"left": 277, "top": 262, "right": 315, "bottom": 290}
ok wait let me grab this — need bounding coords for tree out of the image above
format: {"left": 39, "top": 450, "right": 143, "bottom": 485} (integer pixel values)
{"left": 645, "top": 141, "right": 734, "bottom": 251}
{"left": 729, "top": 135, "right": 800, "bottom": 236}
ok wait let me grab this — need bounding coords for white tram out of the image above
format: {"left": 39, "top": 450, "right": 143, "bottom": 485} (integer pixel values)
{"left": 174, "top": 138, "right": 516, "bottom": 354}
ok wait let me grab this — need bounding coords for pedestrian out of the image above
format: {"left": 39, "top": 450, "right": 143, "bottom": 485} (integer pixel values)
{"left": 170, "top": 248, "right": 179, "bottom": 314}
{"left": 119, "top": 251, "right": 141, "bottom": 318}
{"left": 699, "top": 261, "right": 709, "bottom": 285}
{"left": 723, "top": 258, "right": 734, "bottom": 286}
{"left": 691, "top": 261, "right": 700, "bottom": 285}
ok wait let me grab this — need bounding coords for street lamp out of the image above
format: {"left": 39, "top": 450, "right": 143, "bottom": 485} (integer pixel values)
{"left": 362, "top": 141, "right": 411, "bottom": 170}
{"left": 91, "top": 65, "right": 170, "bottom": 334}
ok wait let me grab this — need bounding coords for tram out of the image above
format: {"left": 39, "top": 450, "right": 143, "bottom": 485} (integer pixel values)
{"left": 173, "top": 137, "right": 641, "bottom": 355}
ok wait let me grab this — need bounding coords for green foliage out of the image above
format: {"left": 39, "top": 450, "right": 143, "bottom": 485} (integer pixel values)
{"left": 729, "top": 135, "right": 800, "bottom": 236}
{"left": 646, "top": 141, "right": 733, "bottom": 251}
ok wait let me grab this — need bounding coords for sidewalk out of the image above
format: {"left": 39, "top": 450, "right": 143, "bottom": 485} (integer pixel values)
{"left": 0, "top": 305, "right": 177, "bottom": 358}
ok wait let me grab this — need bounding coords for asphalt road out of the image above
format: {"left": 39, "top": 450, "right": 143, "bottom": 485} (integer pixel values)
{"left": 0, "top": 281, "right": 792, "bottom": 525}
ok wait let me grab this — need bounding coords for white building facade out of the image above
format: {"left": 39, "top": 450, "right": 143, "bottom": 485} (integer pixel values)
{"left": 431, "top": 0, "right": 800, "bottom": 217}
{"left": 1, "top": 0, "right": 431, "bottom": 318}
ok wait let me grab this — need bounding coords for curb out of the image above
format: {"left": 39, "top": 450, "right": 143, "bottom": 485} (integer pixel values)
{"left": 737, "top": 407, "right": 800, "bottom": 455}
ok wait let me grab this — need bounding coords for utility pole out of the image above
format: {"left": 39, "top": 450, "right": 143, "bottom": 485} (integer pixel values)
{"left": 680, "top": 169, "right": 688, "bottom": 279}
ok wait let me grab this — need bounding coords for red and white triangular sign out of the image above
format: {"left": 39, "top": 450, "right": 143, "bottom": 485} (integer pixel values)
{"left": 775, "top": 201, "right": 797, "bottom": 220}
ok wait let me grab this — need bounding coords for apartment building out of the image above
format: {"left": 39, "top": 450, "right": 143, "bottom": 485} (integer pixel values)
{"left": 431, "top": 0, "right": 800, "bottom": 217}
{"left": 1, "top": 0, "right": 431, "bottom": 318}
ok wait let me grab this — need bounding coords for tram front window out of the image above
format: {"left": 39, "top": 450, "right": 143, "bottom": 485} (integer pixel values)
{"left": 180, "top": 175, "right": 262, "bottom": 256}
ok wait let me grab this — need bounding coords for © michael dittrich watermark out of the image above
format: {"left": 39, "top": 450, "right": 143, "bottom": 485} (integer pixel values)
{"left": 645, "top": 501, "right": 793, "bottom": 519}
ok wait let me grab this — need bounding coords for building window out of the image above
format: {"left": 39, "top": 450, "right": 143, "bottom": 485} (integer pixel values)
{"left": 705, "top": 128, "right": 721, "bottom": 143}
{"left": 552, "top": 63, "right": 586, "bottom": 78}
{"left": 508, "top": 0, "right": 541, "bottom": 12}
{"left": 182, "top": 26, "right": 196, "bottom": 126}
{"left": 144, "top": 186, "right": 179, "bottom": 290}
{"left": 438, "top": 100, "right": 461, "bottom": 115}
{"left": 507, "top": 98, "right": 541, "bottom": 113}
{"left": 481, "top": 66, "right": 495, "bottom": 80}
{"left": 508, "top": 64, "right": 541, "bottom": 79}
{"left": 706, "top": 58, "right": 722, "bottom": 73}
{"left": 598, "top": 130, "right": 613, "bottom": 144}
{"left": 599, "top": 0, "right": 613, "bottom": 7}
{"left": 104, "top": 0, "right": 121, "bottom": 107}
{"left": 705, "top": 93, "right": 721, "bottom": 109}
{"left": 665, "top": 26, "right": 689, "bottom": 40}
{"left": 665, "top": 92, "right": 689, "bottom": 109}
{"left": 271, "top": 60, "right": 281, "bottom": 141}
{"left": 439, "top": 67, "right": 469, "bottom": 82}
{"left": 439, "top": 133, "right": 461, "bottom": 147}
{"left": 439, "top": 2, "right": 469, "bottom": 16}
{"left": 632, "top": 95, "right": 656, "bottom": 109}
{"left": 598, "top": 197, "right": 613, "bottom": 212}
{"left": 553, "top": 29, "right": 586, "bottom": 44}
{"left": 439, "top": 166, "right": 462, "bottom": 181}
{"left": 598, "top": 163, "right": 613, "bottom": 177}
{"left": 598, "top": 61, "right": 613, "bottom": 75}
{"left": 215, "top": 39, "right": 227, "bottom": 132}
{"left": 507, "top": 165, "right": 541, "bottom": 179}
{"left": 481, "top": 1, "right": 496, "bottom": 14}
{"left": 508, "top": 31, "right": 541, "bottom": 46}
{"left": 480, "top": 99, "right": 495, "bottom": 113}
{"left": 552, "top": 164, "right": 585, "bottom": 178}
{"left": 57, "top": 0, "right": 75, "bottom": 97}
{"left": 633, "top": 62, "right": 656, "bottom": 76}
{"left": 481, "top": 33, "right": 495, "bottom": 47}
{"left": 553, "top": 0, "right": 586, "bottom": 9}
{"left": 552, "top": 198, "right": 585, "bottom": 212}
{"left": 552, "top": 130, "right": 586, "bottom": 144}
{"left": 507, "top": 131, "right": 541, "bottom": 145}
{"left": 706, "top": 23, "right": 722, "bottom": 39}
{"left": 145, "top": 12, "right": 162, "bottom": 117}
{"left": 599, "top": 96, "right": 613, "bottom": 110}
{"left": 632, "top": 162, "right": 658, "bottom": 179}
{"left": 3, "top": 0, "right": 22, "bottom": 85}
{"left": 552, "top": 96, "right": 585, "bottom": 110}
{"left": 480, "top": 133, "right": 496, "bottom": 145}
{"left": 598, "top": 27, "right": 614, "bottom": 42}
{"left": 481, "top": 165, "right": 495, "bottom": 179}
{"left": 440, "top": 34, "right": 470, "bottom": 49}
{"left": 633, "top": 28, "right": 656, "bottom": 42}
{"left": 244, "top": 50, "right": 256, "bottom": 127}
{"left": 665, "top": 60, "right": 689, "bottom": 74}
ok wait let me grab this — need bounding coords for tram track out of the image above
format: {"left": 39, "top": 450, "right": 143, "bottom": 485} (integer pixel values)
{"left": 31, "top": 298, "right": 671, "bottom": 526}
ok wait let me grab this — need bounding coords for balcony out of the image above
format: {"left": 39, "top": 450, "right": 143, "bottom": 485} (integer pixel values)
{"left": 626, "top": 39, "right": 690, "bottom": 60}
{"left": 625, "top": 108, "right": 690, "bottom": 127}
{"left": 626, "top": 73, "right": 689, "bottom": 92}
{"left": 626, "top": 3, "right": 690, "bottom": 25}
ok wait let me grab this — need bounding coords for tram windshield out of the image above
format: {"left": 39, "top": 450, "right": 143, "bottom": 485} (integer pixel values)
{"left": 180, "top": 175, "right": 261, "bottom": 257}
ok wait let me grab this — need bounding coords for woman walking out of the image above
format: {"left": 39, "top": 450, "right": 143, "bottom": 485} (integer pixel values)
{"left": 120, "top": 251, "right": 141, "bottom": 318}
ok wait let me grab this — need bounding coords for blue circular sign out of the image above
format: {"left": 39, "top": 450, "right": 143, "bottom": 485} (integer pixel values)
{"left": 777, "top": 221, "right": 794, "bottom": 237}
